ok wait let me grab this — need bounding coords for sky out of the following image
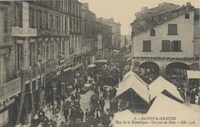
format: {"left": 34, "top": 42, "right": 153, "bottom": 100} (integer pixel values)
{"left": 79, "top": 0, "right": 200, "bottom": 35}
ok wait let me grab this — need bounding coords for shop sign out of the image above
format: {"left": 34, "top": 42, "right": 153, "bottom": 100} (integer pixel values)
{"left": 12, "top": 27, "right": 37, "bottom": 37}
{"left": 59, "top": 58, "right": 65, "bottom": 65}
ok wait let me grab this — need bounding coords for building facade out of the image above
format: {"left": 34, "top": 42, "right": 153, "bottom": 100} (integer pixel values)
{"left": 98, "top": 17, "right": 121, "bottom": 49}
{"left": 0, "top": 0, "right": 83, "bottom": 126}
{"left": 81, "top": 3, "right": 112, "bottom": 65}
{"left": 131, "top": 2, "right": 200, "bottom": 82}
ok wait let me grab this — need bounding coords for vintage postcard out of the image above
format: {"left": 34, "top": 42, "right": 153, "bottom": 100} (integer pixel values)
{"left": 0, "top": 0, "right": 199, "bottom": 127}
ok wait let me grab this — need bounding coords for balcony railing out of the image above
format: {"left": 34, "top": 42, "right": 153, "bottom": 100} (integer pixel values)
{"left": 0, "top": 77, "right": 21, "bottom": 102}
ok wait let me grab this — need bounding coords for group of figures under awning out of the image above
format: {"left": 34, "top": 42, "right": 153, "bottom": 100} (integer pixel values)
{"left": 110, "top": 70, "right": 200, "bottom": 127}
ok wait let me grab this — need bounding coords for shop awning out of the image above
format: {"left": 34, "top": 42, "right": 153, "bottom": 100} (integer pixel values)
{"left": 87, "top": 64, "right": 96, "bottom": 68}
{"left": 186, "top": 70, "right": 200, "bottom": 79}
{"left": 113, "top": 49, "right": 120, "bottom": 53}
{"left": 94, "top": 59, "right": 108, "bottom": 63}
{"left": 147, "top": 94, "right": 200, "bottom": 125}
{"left": 115, "top": 72, "right": 150, "bottom": 103}
{"left": 149, "top": 76, "right": 184, "bottom": 102}
{"left": 71, "top": 63, "right": 83, "bottom": 71}
{"left": 63, "top": 67, "right": 71, "bottom": 72}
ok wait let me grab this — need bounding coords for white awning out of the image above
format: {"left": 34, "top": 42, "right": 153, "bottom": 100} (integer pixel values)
{"left": 63, "top": 67, "right": 71, "bottom": 72}
{"left": 148, "top": 94, "right": 200, "bottom": 125}
{"left": 94, "top": 59, "right": 108, "bottom": 63}
{"left": 149, "top": 76, "right": 183, "bottom": 102}
{"left": 113, "top": 49, "right": 120, "bottom": 53}
{"left": 116, "top": 71, "right": 150, "bottom": 103}
{"left": 187, "top": 70, "right": 200, "bottom": 79}
{"left": 87, "top": 64, "right": 96, "bottom": 68}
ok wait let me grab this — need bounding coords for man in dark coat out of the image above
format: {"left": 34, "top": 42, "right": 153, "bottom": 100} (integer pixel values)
{"left": 99, "top": 97, "right": 105, "bottom": 111}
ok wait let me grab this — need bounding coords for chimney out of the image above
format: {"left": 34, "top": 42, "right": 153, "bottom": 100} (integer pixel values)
{"left": 186, "top": 2, "right": 191, "bottom": 12}
{"left": 141, "top": 7, "right": 148, "bottom": 11}
{"left": 186, "top": 2, "right": 191, "bottom": 7}
{"left": 83, "top": 3, "right": 89, "bottom": 9}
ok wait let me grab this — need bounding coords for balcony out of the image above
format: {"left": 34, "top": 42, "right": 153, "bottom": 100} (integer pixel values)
{"left": 0, "top": 77, "right": 21, "bottom": 102}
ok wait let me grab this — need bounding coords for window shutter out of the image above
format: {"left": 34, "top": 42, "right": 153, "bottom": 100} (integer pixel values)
{"left": 171, "top": 41, "right": 174, "bottom": 51}
{"left": 178, "top": 41, "right": 181, "bottom": 51}
{"left": 0, "top": 58, "right": 4, "bottom": 84}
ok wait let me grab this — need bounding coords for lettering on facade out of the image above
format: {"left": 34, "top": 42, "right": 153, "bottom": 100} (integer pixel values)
{"left": 12, "top": 27, "right": 37, "bottom": 37}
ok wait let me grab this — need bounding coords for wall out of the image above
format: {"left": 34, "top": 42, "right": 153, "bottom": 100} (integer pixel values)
{"left": 133, "top": 11, "right": 194, "bottom": 58}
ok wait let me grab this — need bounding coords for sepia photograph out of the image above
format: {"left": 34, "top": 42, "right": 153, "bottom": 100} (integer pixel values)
{"left": 0, "top": 0, "right": 200, "bottom": 127}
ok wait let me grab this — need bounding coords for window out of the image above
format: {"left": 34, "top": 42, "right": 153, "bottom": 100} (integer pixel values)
{"left": 143, "top": 40, "right": 151, "bottom": 52}
{"left": 46, "top": 42, "right": 49, "bottom": 60}
{"left": 55, "top": 16, "right": 59, "bottom": 29}
{"left": 168, "top": 24, "right": 177, "bottom": 35}
{"left": 38, "top": 10, "right": 42, "bottom": 29}
{"left": 171, "top": 40, "right": 181, "bottom": 52}
{"left": 37, "top": 42, "right": 42, "bottom": 61}
{"left": 16, "top": 44, "right": 23, "bottom": 70}
{"left": 45, "top": 11, "right": 48, "bottom": 29}
{"left": 50, "top": 15, "right": 54, "bottom": 28}
{"left": 15, "top": 4, "right": 22, "bottom": 27}
{"left": 0, "top": 57, "right": 4, "bottom": 84}
{"left": 29, "top": 7, "right": 35, "bottom": 28}
{"left": 185, "top": 14, "right": 190, "bottom": 19}
{"left": 30, "top": 43, "right": 35, "bottom": 66}
{"left": 162, "top": 40, "right": 170, "bottom": 52}
{"left": 150, "top": 29, "right": 155, "bottom": 36}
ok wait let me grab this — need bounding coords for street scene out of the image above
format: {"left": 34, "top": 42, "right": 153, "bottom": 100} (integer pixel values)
{"left": 0, "top": 0, "right": 200, "bottom": 127}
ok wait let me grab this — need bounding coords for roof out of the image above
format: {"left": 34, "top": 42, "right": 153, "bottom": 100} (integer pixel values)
{"left": 147, "top": 94, "right": 200, "bottom": 125}
{"left": 116, "top": 71, "right": 150, "bottom": 103}
{"left": 186, "top": 70, "right": 200, "bottom": 79}
{"left": 122, "top": 71, "right": 148, "bottom": 86}
{"left": 149, "top": 76, "right": 183, "bottom": 102}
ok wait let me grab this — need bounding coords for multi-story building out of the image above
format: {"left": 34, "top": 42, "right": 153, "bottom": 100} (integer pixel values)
{"left": 98, "top": 17, "right": 121, "bottom": 49}
{"left": 131, "top": 2, "right": 200, "bottom": 81}
{"left": 0, "top": 0, "right": 83, "bottom": 126}
{"left": 81, "top": 3, "right": 112, "bottom": 65}
{"left": 81, "top": 3, "right": 96, "bottom": 65}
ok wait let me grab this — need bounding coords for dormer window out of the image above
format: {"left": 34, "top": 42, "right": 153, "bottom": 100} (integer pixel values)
{"left": 185, "top": 14, "right": 190, "bottom": 19}
{"left": 150, "top": 29, "right": 155, "bottom": 36}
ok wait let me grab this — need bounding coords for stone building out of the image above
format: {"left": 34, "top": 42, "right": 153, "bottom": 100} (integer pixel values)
{"left": 131, "top": 2, "right": 200, "bottom": 83}
{"left": 81, "top": 3, "right": 112, "bottom": 65}
{"left": 0, "top": 0, "right": 83, "bottom": 126}
{"left": 98, "top": 17, "right": 121, "bottom": 49}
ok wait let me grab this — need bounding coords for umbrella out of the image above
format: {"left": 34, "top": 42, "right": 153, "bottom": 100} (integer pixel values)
{"left": 88, "top": 64, "right": 96, "bottom": 68}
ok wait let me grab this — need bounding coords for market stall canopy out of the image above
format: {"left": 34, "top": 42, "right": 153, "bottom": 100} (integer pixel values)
{"left": 147, "top": 94, "right": 200, "bottom": 125}
{"left": 116, "top": 72, "right": 150, "bottom": 103}
{"left": 87, "top": 64, "right": 96, "bottom": 68}
{"left": 94, "top": 59, "right": 108, "bottom": 63}
{"left": 63, "top": 67, "right": 71, "bottom": 72}
{"left": 122, "top": 71, "right": 148, "bottom": 86}
{"left": 149, "top": 76, "right": 183, "bottom": 102}
{"left": 186, "top": 70, "right": 200, "bottom": 79}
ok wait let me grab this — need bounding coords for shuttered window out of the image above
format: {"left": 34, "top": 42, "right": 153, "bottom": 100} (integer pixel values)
{"left": 162, "top": 40, "right": 170, "bottom": 52}
{"left": 171, "top": 40, "right": 181, "bottom": 52}
{"left": 143, "top": 40, "right": 151, "bottom": 52}
{"left": 168, "top": 24, "right": 177, "bottom": 35}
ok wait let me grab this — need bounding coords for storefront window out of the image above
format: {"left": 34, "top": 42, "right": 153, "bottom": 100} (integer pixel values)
{"left": 0, "top": 110, "right": 9, "bottom": 127}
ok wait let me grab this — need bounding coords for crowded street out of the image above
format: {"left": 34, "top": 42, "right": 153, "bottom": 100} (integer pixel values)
{"left": 1, "top": 0, "right": 200, "bottom": 127}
